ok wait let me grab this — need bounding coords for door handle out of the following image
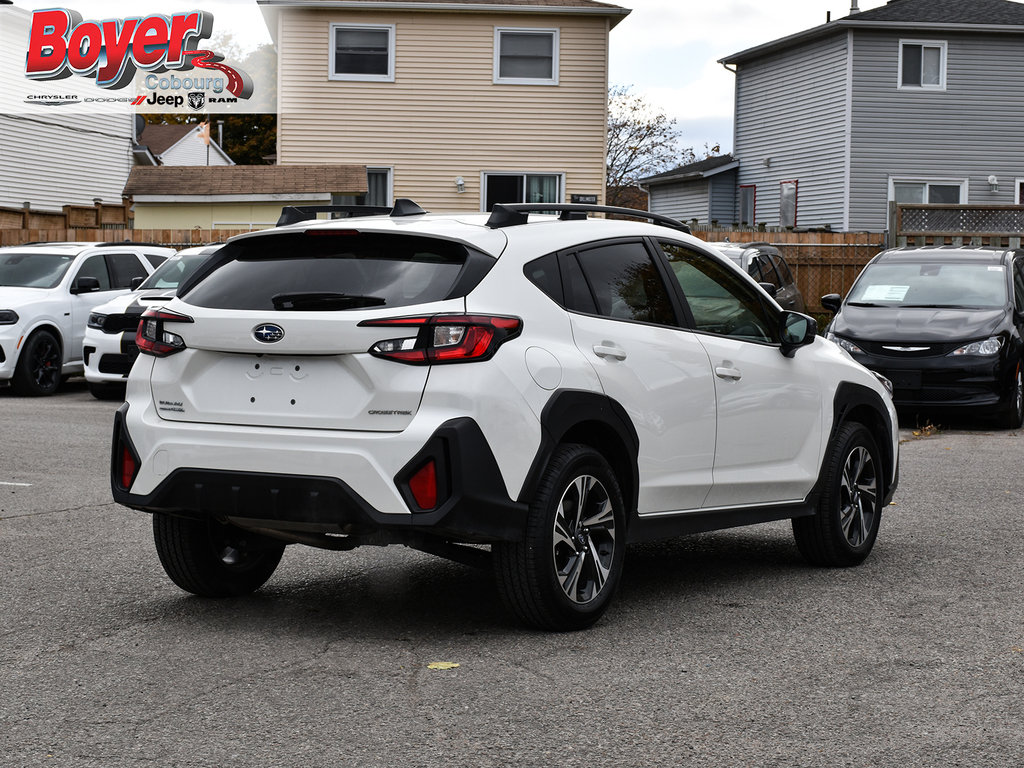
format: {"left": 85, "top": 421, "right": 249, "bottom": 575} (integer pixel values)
{"left": 715, "top": 366, "right": 742, "bottom": 381}
{"left": 593, "top": 343, "right": 627, "bottom": 361}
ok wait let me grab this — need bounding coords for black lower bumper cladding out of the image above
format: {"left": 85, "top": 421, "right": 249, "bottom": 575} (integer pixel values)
{"left": 110, "top": 410, "right": 529, "bottom": 543}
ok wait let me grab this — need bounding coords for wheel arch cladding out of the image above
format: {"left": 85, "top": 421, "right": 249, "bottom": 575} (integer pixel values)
{"left": 832, "top": 381, "right": 898, "bottom": 504}
{"left": 519, "top": 390, "right": 640, "bottom": 524}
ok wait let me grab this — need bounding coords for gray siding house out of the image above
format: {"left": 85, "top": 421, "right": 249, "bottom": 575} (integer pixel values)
{"left": 646, "top": 0, "right": 1024, "bottom": 232}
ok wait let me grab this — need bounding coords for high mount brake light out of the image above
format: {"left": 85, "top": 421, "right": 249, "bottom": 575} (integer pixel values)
{"left": 360, "top": 314, "right": 522, "bottom": 365}
{"left": 136, "top": 308, "right": 194, "bottom": 357}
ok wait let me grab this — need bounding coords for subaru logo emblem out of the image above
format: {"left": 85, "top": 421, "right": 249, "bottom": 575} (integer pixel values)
{"left": 253, "top": 323, "right": 285, "bottom": 343}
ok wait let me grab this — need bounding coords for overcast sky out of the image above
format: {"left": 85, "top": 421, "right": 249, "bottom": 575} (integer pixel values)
{"left": 10, "top": 0, "right": 890, "bottom": 150}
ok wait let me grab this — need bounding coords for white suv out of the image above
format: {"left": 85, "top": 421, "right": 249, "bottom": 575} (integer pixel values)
{"left": 0, "top": 242, "right": 173, "bottom": 395}
{"left": 111, "top": 202, "right": 899, "bottom": 630}
{"left": 84, "top": 245, "right": 220, "bottom": 400}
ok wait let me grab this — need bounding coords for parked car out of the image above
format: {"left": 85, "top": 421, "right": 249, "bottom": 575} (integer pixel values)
{"left": 823, "top": 245, "right": 1024, "bottom": 428}
{"left": 111, "top": 201, "right": 898, "bottom": 631}
{"left": 706, "top": 241, "right": 806, "bottom": 312}
{"left": 84, "top": 245, "right": 220, "bottom": 400}
{"left": 0, "top": 241, "right": 173, "bottom": 395}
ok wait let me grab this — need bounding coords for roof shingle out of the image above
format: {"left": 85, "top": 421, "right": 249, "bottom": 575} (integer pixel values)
{"left": 124, "top": 165, "right": 368, "bottom": 196}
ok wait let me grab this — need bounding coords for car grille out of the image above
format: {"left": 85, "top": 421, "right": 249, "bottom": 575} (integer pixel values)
{"left": 858, "top": 340, "right": 961, "bottom": 358}
{"left": 99, "top": 313, "right": 144, "bottom": 334}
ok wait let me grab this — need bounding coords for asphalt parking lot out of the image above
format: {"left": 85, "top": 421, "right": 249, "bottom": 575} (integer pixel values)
{"left": 2, "top": 381, "right": 1023, "bottom": 767}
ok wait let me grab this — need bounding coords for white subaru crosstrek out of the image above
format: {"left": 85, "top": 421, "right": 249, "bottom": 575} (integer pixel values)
{"left": 0, "top": 241, "right": 173, "bottom": 395}
{"left": 84, "top": 245, "right": 220, "bottom": 400}
{"left": 111, "top": 202, "right": 899, "bottom": 630}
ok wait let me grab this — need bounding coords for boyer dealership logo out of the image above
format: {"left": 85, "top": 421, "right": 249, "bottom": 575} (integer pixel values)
{"left": 24, "top": 8, "right": 253, "bottom": 106}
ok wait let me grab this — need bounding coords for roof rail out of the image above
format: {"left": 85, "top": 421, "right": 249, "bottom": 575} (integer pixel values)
{"left": 485, "top": 203, "right": 691, "bottom": 234}
{"left": 276, "top": 198, "right": 427, "bottom": 227}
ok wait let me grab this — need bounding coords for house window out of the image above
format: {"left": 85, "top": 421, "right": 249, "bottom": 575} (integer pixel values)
{"left": 484, "top": 172, "right": 562, "bottom": 210}
{"left": 332, "top": 168, "right": 393, "bottom": 207}
{"left": 494, "top": 28, "right": 558, "bottom": 85}
{"left": 780, "top": 180, "right": 797, "bottom": 228}
{"left": 892, "top": 179, "right": 965, "bottom": 204}
{"left": 330, "top": 24, "right": 395, "bottom": 82}
{"left": 899, "top": 40, "right": 946, "bottom": 89}
{"left": 739, "top": 185, "right": 756, "bottom": 226}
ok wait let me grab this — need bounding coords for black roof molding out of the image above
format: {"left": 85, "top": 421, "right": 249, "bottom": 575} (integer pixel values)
{"left": 276, "top": 204, "right": 392, "bottom": 226}
{"left": 486, "top": 203, "right": 691, "bottom": 233}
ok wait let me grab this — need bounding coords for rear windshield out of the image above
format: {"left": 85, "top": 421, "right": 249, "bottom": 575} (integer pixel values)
{"left": 0, "top": 252, "right": 74, "bottom": 289}
{"left": 848, "top": 261, "right": 1007, "bottom": 309}
{"left": 182, "top": 232, "right": 477, "bottom": 310}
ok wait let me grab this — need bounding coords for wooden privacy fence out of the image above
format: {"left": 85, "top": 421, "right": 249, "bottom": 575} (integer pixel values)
{"left": 0, "top": 227, "right": 252, "bottom": 248}
{"left": 693, "top": 230, "right": 885, "bottom": 314}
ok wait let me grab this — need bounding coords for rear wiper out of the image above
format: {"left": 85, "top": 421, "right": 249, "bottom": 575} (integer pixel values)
{"left": 271, "top": 292, "right": 386, "bottom": 310}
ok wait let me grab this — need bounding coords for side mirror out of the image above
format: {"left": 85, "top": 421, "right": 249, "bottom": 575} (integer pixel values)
{"left": 779, "top": 311, "right": 817, "bottom": 358}
{"left": 758, "top": 281, "right": 778, "bottom": 298}
{"left": 821, "top": 294, "right": 842, "bottom": 314}
{"left": 130, "top": 276, "right": 145, "bottom": 290}
{"left": 71, "top": 276, "right": 101, "bottom": 294}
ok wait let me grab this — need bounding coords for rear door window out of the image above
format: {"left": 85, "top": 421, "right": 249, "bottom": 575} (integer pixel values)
{"left": 182, "top": 232, "right": 487, "bottom": 310}
{"left": 568, "top": 241, "right": 676, "bottom": 325}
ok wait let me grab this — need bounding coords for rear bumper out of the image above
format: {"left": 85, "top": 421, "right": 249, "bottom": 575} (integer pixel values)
{"left": 111, "top": 406, "right": 529, "bottom": 543}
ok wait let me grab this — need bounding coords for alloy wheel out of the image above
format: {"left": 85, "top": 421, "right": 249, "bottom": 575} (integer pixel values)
{"left": 839, "top": 445, "right": 877, "bottom": 547}
{"left": 551, "top": 474, "right": 617, "bottom": 604}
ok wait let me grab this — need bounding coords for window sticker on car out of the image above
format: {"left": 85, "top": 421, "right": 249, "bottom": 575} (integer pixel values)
{"left": 863, "top": 285, "right": 910, "bottom": 301}
{"left": 989, "top": 266, "right": 1005, "bottom": 272}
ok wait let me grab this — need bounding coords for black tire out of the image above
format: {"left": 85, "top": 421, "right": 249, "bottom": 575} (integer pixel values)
{"left": 493, "top": 444, "right": 626, "bottom": 631}
{"left": 997, "top": 363, "right": 1023, "bottom": 429}
{"left": 11, "top": 330, "right": 62, "bottom": 396}
{"left": 88, "top": 381, "right": 127, "bottom": 401}
{"left": 793, "top": 422, "right": 882, "bottom": 567}
{"left": 153, "top": 513, "right": 285, "bottom": 597}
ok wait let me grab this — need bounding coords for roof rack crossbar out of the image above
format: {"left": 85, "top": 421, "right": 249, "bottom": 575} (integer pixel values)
{"left": 485, "top": 203, "right": 691, "bottom": 233}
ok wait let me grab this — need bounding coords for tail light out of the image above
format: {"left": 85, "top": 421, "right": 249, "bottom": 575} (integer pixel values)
{"left": 360, "top": 314, "right": 522, "bottom": 365}
{"left": 136, "top": 308, "right": 194, "bottom": 357}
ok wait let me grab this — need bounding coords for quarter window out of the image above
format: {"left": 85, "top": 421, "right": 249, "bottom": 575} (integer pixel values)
{"left": 900, "top": 40, "right": 946, "bottom": 89}
{"left": 661, "top": 242, "right": 777, "bottom": 343}
{"left": 330, "top": 24, "right": 395, "bottom": 82}
{"left": 494, "top": 28, "right": 558, "bottom": 85}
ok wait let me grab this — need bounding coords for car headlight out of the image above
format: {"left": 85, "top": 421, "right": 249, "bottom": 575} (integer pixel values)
{"left": 871, "top": 370, "right": 894, "bottom": 398}
{"left": 87, "top": 312, "right": 107, "bottom": 330}
{"left": 0, "top": 309, "right": 18, "bottom": 325}
{"left": 949, "top": 336, "right": 1002, "bottom": 356}
{"left": 826, "top": 332, "right": 864, "bottom": 356}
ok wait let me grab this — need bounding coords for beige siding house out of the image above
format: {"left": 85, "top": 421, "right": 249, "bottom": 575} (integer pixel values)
{"left": 258, "top": 0, "right": 629, "bottom": 211}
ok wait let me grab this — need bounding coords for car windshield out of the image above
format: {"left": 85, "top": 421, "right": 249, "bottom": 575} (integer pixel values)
{"left": 0, "top": 251, "right": 75, "bottom": 289}
{"left": 847, "top": 261, "right": 1007, "bottom": 309}
{"left": 138, "top": 250, "right": 213, "bottom": 291}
